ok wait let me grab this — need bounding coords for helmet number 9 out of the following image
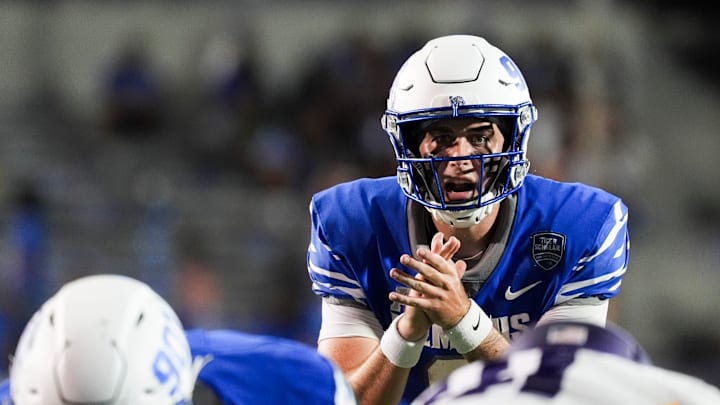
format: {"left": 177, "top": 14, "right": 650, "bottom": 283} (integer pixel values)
{"left": 152, "top": 315, "right": 189, "bottom": 404}
{"left": 499, "top": 56, "right": 527, "bottom": 92}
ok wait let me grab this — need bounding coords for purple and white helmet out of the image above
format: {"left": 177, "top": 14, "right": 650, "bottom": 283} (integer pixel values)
{"left": 511, "top": 321, "right": 651, "bottom": 364}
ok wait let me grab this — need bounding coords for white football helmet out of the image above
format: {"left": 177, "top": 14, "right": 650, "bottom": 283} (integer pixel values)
{"left": 10, "top": 274, "right": 198, "bottom": 405}
{"left": 382, "top": 34, "right": 537, "bottom": 227}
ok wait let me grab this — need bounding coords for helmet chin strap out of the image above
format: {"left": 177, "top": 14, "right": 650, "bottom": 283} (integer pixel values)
{"left": 427, "top": 157, "right": 506, "bottom": 229}
{"left": 428, "top": 190, "right": 498, "bottom": 228}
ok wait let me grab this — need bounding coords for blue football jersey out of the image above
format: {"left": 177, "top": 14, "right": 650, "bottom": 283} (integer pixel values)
{"left": 187, "top": 329, "right": 355, "bottom": 405}
{"left": 0, "top": 380, "right": 8, "bottom": 405}
{"left": 307, "top": 175, "right": 629, "bottom": 404}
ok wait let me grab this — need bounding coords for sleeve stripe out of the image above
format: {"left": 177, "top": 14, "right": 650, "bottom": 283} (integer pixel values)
{"left": 308, "top": 260, "right": 362, "bottom": 288}
{"left": 613, "top": 242, "right": 625, "bottom": 259}
{"left": 311, "top": 280, "right": 366, "bottom": 302}
{"left": 556, "top": 265, "right": 627, "bottom": 302}
{"left": 574, "top": 201, "right": 627, "bottom": 271}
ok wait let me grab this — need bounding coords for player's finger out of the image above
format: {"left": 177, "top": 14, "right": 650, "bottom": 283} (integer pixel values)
{"left": 414, "top": 248, "right": 456, "bottom": 276}
{"left": 430, "top": 232, "right": 443, "bottom": 252}
{"left": 430, "top": 233, "right": 460, "bottom": 261}
{"left": 399, "top": 254, "right": 446, "bottom": 286}
{"left": 430, "top": 232, "right": 444, "bottom": 253}
{"left": 389, "top": 268, "right": 428, "bottom": 293}
{"left": 454, "top": 259, "right": 468, "bottom": 278}
{"left": 389, "top": 290, "right": 431, "bottom": 310}
{"left": 439, "top": 236, "right": 461, "bottom": 260}
{"left": 390, "top": 268, "right": 443, "bottom": 296}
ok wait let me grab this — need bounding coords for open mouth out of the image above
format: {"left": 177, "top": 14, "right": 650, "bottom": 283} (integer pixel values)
{"left": 443, "top": 180, "right": 478, "bottom": 202}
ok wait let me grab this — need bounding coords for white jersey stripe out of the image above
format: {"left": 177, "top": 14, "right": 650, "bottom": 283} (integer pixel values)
{"left": 311, "top": 280, "right": 366, "bottom": 302}
{"left": 555, "top": 266, "right": 627, "bottom": 304}
{"left": 573, "top": 201, "right": 627, "bottom": 271}
{"left": 308, "top": 260, "right": 363, "bottom": 287}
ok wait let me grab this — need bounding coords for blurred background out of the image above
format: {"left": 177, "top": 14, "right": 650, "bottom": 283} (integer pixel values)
{"left": 0, "top": 0, "right": 718, "bottom": 384}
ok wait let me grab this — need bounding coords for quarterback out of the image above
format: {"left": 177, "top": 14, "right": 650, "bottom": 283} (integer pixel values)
{"left": 307, "top": 34, "right": 629, "bottom": 404}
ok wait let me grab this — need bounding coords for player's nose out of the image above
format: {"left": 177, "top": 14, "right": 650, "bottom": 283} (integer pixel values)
{"left": 447, "top": 136, "right": 475, "bottom": 157}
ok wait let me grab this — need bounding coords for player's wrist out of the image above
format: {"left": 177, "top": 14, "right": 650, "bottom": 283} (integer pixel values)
{"left": 397, "top": 311, "right": 431, "bottom": 341}
{"left": 443, "top": 300, "right": 492, "bottom": 354}
{"left": 380, "top": 314, "right": 428, "bottom": 368}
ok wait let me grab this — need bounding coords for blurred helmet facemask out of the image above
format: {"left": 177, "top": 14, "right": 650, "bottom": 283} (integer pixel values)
{"left": 382, "top": 34, "right": 537, "bottom": 228}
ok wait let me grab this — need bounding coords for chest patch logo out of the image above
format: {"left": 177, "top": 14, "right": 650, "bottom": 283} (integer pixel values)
{"left": 531, "top": 232, "right": 566, "bottom": 270}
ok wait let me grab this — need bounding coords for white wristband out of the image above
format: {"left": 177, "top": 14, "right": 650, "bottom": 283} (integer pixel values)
{"left": 444, "top": 300, "right": 492, "bottom": 354}
{"left": 380, "top": 314, "right": 428, "bottom": 368}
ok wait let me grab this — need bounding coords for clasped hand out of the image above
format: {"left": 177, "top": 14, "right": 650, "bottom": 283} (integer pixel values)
{"left": 389, "top": 232, "right": 470, "bottom": 340}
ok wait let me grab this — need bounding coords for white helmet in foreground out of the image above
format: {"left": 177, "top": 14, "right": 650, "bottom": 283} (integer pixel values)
{"left": 382, "top": 34, "right": 537, "bottom": 227}
{"left": 10, "top": 274, "right": 199, "bottom": 405}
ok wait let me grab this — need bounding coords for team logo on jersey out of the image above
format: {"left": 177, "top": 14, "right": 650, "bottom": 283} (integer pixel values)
{"left": 531, "top": 232, "right": 565, "bottom": 270}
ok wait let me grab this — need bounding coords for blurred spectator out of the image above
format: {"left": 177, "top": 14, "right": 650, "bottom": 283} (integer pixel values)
{"left": 198, "top": 31, "right": 262, "bottom": 115}
{"left": 244, "top": 123, "right": 307, "bottom": 191}
{"left": 174, "top": 227, "right": 225, "bottom": 330}
{"left": 284, "top": 33, "right": 401, "bottom": 190}
{"left": 132, "top": 169, "right": 176, "bottom": 298}
{"left": 177, "top": 257, "right": 225, "bottom": 329}
{"left": 248, "top": 252, "right": 322, "bottom": 346}
{"left": 0, "top": 181, "right": 49, "bottom": 375}
{"left": 511, "top": 34, "right": 576, "bottom": 181}
{"left": 187, "top": 30, "right": 264, "bottom": 178}
{"left": 101, "top": 34, "right": 165, "bottom": 139}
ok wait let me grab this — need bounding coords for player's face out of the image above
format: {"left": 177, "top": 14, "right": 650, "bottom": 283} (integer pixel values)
{"left": 418, "top": 118, "right": 505, "bottom": 203}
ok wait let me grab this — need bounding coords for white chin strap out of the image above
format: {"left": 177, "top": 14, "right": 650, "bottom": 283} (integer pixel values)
{"left": 428, "top": 191, "right": 498, "bottom": 228}
{"left": 429, "top": 203, "right": 494, "bottom": 228}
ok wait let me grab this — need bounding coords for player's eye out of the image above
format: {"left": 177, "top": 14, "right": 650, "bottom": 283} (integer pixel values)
{"left": 466, "top": 126, "right": 493, "bottom": 145}
{"left": 467, "top": 134, "right": 489, "bottom": 145}
{"left": 431, "top": 133, "right": 454, "bottom": 147}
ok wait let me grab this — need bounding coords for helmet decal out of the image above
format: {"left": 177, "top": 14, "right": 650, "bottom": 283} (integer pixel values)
{"left": 499, "top": 55, "right": 528, "bottom": 91}
{"left": 449, "top": 96, "right": 465, "bottom": 116}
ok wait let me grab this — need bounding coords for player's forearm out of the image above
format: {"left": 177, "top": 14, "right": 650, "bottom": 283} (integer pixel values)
{"left": 441, "top": 299, "right": 508, "bottom": 362}
{"left": 463, "top": 327, "right": 509, "bottom": 362}
{"left": 346, "top": 313, "right": 427, "bottom": 404}
{"left": 346, "top": 346, "right": 411, "bottom": 405}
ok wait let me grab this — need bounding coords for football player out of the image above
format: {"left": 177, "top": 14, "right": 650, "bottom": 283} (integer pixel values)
{"left": 412, "top": 321, "right": 720, "bottom": 404}
{"left": 0, "top": 274, "right": 356, "bottom": 405}
{"left": 307, "top": 34, "right": 629, "bottom": 404}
